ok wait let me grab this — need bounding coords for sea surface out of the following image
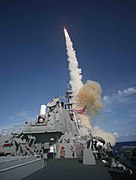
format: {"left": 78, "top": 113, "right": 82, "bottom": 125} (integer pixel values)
{"left": 115, "top": 141, "right": 136, "bottom": 148}
{"left": 113, "top": 141, "right": 136, "bottom": 157}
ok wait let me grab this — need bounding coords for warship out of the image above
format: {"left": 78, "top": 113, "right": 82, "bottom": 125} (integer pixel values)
{"left": 0, "top": 84, "right": 95, "bottom": 179}
{"left": 0, "top": 27, "right": 136, "bottom": 180}
{"left": 0, "top": 85, "right": 135, "bottom": 180}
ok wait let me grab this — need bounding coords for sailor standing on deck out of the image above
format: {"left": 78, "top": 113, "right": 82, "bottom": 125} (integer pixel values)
{"left": 48, "top": 138, "right": 56, "bottom": 160}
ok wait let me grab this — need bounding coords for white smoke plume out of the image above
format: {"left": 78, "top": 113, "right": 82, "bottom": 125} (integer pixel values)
{"left": 64, "top": 28, "right": 83, "bottom": 95}
{"left": 92, "top": 126, "right": 116, "bottom": 146}
{"left": 64, "top": 27, "right": 116, "bottom": 145}
{"left": 77, "top": 80, "right": 103, "bottom": 116}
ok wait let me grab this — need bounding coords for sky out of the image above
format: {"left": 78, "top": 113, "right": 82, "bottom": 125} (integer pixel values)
{"left": 0, "top": 0, "right": 136, "bottom": 142}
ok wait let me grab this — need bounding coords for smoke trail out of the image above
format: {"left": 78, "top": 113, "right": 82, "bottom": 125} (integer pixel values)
{"left": 64, "top": 28, "right": 116, "bottom": 145}
{"left": 92, "top": 126, "right": 116, "bottom": 145}
{"left": 76, "top": 80, "right": 116, "bottom": 145}
{"left": 77, "top": 80, "right": 103, "bottom": 116}
{"left": 64, "top": 28, "right": 83, "bottom": 95}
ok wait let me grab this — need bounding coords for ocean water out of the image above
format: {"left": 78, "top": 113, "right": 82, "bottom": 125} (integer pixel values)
{"left": 113, "top": 141, "right": 136, "bottom": 157}
{"left": 115, "top": 141, "right": 136, "bottom": 148}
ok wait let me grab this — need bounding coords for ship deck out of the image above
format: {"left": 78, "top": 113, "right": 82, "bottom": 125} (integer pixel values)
{"left": 22, "top": 158, "right": 136, "bottom": 180}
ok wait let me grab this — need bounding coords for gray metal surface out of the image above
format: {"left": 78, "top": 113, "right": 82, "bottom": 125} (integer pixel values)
{"left": 83, "top": 148, "right": 96, "bottom": 165}
{"left": 22, "top": 159, "right": 112, "bottom": 180}
{"left": 0, "top": 157, "right": 44, "bottom": 180}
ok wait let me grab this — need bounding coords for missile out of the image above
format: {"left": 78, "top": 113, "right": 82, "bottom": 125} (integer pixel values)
{"left": 63, "top": 26, "right": 68, "bottom": 37}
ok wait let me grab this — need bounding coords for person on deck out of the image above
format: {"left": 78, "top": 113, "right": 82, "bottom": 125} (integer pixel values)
{"left": 48, "top": 138, "right": 56, "bottom": 160}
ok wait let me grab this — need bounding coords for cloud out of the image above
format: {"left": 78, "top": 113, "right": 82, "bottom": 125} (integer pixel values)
{"left": 113, "top": 132, "right": 119, "bottom": 138}
{"left": 0, "top": 111, "right": 35, "bottom": 133}
{"left": 103, "top": 86, "right": 136, "bottom": 104}
{"left": 8, "top": 111, "right": 30, "bottom": 121}
{"left": 117, "top": 87, "right": 136, "bottom": 96}
{"left": 100, "top": 86, "right": 136, "bottom": 141}
{"left": 129, "top": 115, "right": 136, "bottom": 119}
{"left": 7, "top": 111, "right": 35, "bottom": 123}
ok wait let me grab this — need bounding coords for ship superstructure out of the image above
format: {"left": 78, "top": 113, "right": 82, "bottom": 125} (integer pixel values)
{"left": 0, "top": 86, "right": 89, "bottom": 159}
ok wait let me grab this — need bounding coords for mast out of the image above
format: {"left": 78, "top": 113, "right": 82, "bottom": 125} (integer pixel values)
{"left": 65, "top": 82, "right": 74, "bottom": 112}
